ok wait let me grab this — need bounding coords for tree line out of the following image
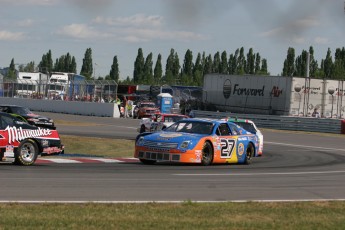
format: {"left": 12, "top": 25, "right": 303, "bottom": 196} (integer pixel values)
{"left": 282, "top": 46, "right": 345, "bottom": 80}
{"left": 4, "top": 46, "right": 345, "bottom": 85}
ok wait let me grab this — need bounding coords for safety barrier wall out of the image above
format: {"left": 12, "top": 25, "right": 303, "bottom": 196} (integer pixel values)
{"left": 0, "top": 97, "right": 341, "bottom": 133}
{"left": 0, "top": 98, "right": 120, "bottom": 117}
{"left": 192, "top": 110, "right": 343, "bottom": 134}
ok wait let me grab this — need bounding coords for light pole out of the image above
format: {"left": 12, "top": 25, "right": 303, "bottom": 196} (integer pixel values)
{"left": 328, "top": 87, "right": 335, "bottom": 118}
{"left": 294, "top": 85, "right": 302, "bottom": 116}
{"left": 93, "top": 63, "right": 97, "bottom": 80}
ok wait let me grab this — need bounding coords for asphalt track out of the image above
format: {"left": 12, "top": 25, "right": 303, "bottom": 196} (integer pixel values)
{"left": 0, "top": 112, "right": 345, "bottom": 203}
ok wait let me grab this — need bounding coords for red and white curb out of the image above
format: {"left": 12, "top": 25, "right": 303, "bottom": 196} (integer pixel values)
{"left": 36, "top": 157, "right": 139, "bottom": 164}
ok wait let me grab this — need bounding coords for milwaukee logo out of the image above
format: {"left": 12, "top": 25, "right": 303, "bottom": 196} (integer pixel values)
{"left": 5, "top": 126, "right": 52, "bottom": 144}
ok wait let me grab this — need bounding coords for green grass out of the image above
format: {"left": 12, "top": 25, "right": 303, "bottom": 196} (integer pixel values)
{"left": 0, "top": 202, "right": 344, "bottom": 229}
{"left": 58, "top": 135, "right": 134, "bottom": 158}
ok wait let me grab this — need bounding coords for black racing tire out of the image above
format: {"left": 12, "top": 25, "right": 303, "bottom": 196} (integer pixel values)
{"left": 139, "top": 159, "right": 156, "bottom": 165}
{"left": 140, "top": 125, "right": 146, "bottom": 133}
{"left": 244, "top": 143, "right": 254, "bottom": 165}
{"left": 14, "top": 139, "right": 39, "bottom": 166}
{"left": 201, "top": 141, "right": 213, "bottom": 166}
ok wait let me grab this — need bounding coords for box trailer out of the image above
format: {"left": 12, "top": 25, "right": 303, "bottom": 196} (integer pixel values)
{"left": 202, "top": 74, "right": 344, "bottom": 118}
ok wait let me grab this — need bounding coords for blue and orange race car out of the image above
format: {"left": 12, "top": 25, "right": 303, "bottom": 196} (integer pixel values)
{"left": 134, "top": 118, "right": 260, "bottom": 165}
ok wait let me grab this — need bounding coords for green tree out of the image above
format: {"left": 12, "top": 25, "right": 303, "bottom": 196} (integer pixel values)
{"left": 246, "top": 48, "right": 255, "bottom": 74}
{"left": 323, "top": 48, "right": 333, "bottom": 78}
{"left": 173, "top": 52, "right": 180, "bottom": 81}
{"left": 181, "top": 49, "right": 193, "bottom": 85}
{"left": 54, "top": 54, "right": 74, "bottom": 73}
{"left": 309, "top": 46, "right": 318, "bottom": 78}
{"left": 282, "top": 47, "right": 295, "bottom": 76}
{"left": 333, "top": 47, "right": 345, "bottom": 79}
{"left": 109, "top": 55, "right": 119, "bottom": 82}
{"left": 165, "top": 48, "right": 180, "bottom": 85}
{"left": 80, "top": 48, "right": 93, "bottom": 80}
{"left": 295, "top": 50, "right": 307, "bottom": 77}
{"left": 228, "top": 54, "right": 236, "bottom": 74}
{"left": 19, "top": 61, "right": 35, "bottom": 72}
{"left": 203, "top": 54, "right": 213, "bottom": 74}
{"left": 144, "top": 53, "right": 154, "bottom": 84}
{"left": 260, "top": 59, "right": 269, "bottom": 75}
{"left": 70, "top": 56, "right": 77, "bottom": 73}
{"left": 193, "top": 52, "right": 204, "bottom": 86}
{"left": 236, "top": 47, "right": 245, "bottom": 75}
{"left": 7, "top": 58, "right": 16, "bottom": 79}
{"left": 153, "top": 54, "right": 163, "bottom": 84}
{"left": 220, "top": 51, "right": 228, "bottom": 74}
{"left": 133, "top": 48, "right": 145, "bottom": 83}
{"left": 254, "top": 53, "right": 261, "bottom": 74}
{"left": 213, "top": 51, "right": 220, "bottom": 73}
{"left": 80, "top": 48, "right": 92, "bottom": 80}
{"left": 39, "top": 50, "right": 53, "bottom": 73}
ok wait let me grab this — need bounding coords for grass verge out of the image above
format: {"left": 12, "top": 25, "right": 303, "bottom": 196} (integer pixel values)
{"left": 0, "top": 202, "right": 344, "bottom": 229}
{"left": 57, "top": 135, "right": 134, "bottom": 158}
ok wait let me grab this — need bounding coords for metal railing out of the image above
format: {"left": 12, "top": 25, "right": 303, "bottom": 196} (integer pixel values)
{"left": 0, "top": 79, "right": 118, "bottom": 102}
{"left": 192, "top": 110, "right": 343, "bottom": 134}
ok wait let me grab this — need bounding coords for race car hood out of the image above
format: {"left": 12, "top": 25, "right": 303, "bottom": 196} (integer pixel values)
{"left": 26, "top": 113, "right": 50, "bottom": 120}
{"left": 138, "top": 131, "right": 206, "bottom": 150}
{"left": 27, "top": 113, "right": 40, "bottom": 117}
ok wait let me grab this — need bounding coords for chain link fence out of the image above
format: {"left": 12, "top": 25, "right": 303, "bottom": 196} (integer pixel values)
{"left": 0, "top": 79, "right": 118, "bottom": 103}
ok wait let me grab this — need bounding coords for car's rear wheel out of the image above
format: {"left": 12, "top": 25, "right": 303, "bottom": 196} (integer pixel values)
{"left": 14, "top": 139, "right": 38, "bottom": 166}
{"left": 244, "top": 143, "right": 254, "bottom": 165}
{"left": 139, "top": 159, "right": 156, "bottom": 165}
{"left": 201, "top": 141, "right": 213, "bottom": 166}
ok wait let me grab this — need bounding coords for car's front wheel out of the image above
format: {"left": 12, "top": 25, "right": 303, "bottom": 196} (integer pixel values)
{"left": 15, "top": 139, "right": 38, "bottom": 166}
{"left": 201, "top": 141, "right": 213, "bottom": 166}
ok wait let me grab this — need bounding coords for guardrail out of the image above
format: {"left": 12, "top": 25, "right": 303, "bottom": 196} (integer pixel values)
{"left": 0, "top": 97, "right": 120, "bottom": 117}
{"left": 192, "top": 110, "right": 343, "bottom": 134}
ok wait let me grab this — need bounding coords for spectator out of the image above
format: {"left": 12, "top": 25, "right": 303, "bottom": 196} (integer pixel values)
{"left": 312, "top": 108, "right": 320, "bottom": 118}
{"left": 189, "top": 110, "right": 195, "bottom": 118}
{"left": 123, "top": 96, "right": 128, "bottom": 118}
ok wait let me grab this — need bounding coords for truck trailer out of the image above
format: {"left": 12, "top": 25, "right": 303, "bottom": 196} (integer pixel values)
{"left": 202, "top": 74, "right": 344, "bottom": 118}
{"left": 48, "top": 72, "right": 85, "bottom": 100}
{"left": 16, "top": 72, "right": 49, "bottom": 98}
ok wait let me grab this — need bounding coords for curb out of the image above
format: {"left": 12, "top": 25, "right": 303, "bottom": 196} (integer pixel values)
{"left": 36, "top": 157, "right": 139, "bottom": 164}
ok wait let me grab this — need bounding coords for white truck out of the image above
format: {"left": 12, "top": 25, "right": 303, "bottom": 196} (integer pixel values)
{"left": 202, "top": 74, "right": 344, "bottom": 118}
{"left": 16, "top": 72, "right": 49, "bottom": 98}
{"left": 47, "top": 72, "right": 69, "bottom": 99}
{"left": 48, "top": 72, "right": 85, "bottom": 100}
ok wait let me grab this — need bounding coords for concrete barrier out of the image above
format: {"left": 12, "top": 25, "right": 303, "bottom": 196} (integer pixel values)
{"left": 192, "top": 110, "right": 343, "bottom": 134}
{"left": 0, "top": 98, "right": 120, "bottom": 117}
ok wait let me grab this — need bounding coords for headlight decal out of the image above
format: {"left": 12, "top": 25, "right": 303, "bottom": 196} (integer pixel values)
{"left": 180, "top": 141, "right": 190, "bottom": 149}
{"left": 137, "top": 137, "right": 145, "bottom": 145}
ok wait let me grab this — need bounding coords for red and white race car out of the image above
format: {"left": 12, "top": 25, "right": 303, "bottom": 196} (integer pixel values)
{"left": 138, "top": 113, "right": 188, "bottom": 133}
{"left": 0, "top": 112, "right": 64, "bottom": 165}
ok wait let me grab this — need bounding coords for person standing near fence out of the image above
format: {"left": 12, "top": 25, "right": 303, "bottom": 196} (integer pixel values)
{"left": 123, "top": 96, "right": 128, "bottom": 118}
{"left": 312, "top": 108, "right": 320, "bottom": 118}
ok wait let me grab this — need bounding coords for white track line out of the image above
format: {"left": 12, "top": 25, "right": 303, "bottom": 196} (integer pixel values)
{"left": 266, "top": 141, "right": 345, "bottom": 152}
{"left": 174, "top": 170, "right": 345, "bottom": 176}
{"left": 40, "top": 158, "right": 82, "bottom": 163}
{"left": 87, "top": 158, "right": 123, "bottom": 163}
{"left": 0, "top": 199, "right": 345, "bottom": 204}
